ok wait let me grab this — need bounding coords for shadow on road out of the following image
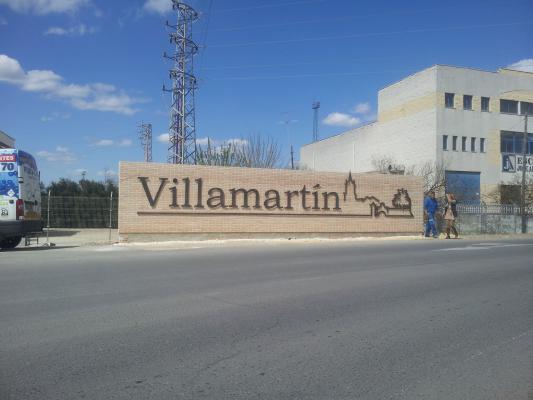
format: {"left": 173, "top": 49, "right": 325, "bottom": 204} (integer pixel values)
{"left": 2, "top": 245, "right": 78, "bottom": 253}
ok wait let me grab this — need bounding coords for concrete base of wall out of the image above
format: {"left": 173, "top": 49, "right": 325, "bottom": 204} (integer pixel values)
{"left": 119, "top": 232, "right": 422, "bottom": 243}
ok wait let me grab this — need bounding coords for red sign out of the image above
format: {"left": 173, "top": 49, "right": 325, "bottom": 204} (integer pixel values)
{"left": 0, "top": 154, "right": 16, "bottom": 162}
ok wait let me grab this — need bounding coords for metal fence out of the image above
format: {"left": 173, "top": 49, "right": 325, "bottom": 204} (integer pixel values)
{"left": 42, "top": 194, "right": 117, "bottom": 229}
{"left": 40, "top": 196, "right": 530, "bottom": 236}
{"left": 454, "top": 204, "right": 533, "bottom": 234}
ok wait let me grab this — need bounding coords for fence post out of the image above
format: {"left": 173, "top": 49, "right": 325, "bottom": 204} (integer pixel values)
{"left": 46, "top": 190, "right": 51, "bottom": 246}
{"left": 108, "top": 191, "right": 113, "bottom": 243}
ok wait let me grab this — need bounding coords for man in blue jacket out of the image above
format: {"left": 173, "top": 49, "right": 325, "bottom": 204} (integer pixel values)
{"left": 424, "top": 190, "right": 439, "bottom": 238}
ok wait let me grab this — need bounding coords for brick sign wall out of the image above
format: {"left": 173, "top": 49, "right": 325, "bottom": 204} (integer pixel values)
{"left": 119, "top": 162, "right": 423, "bottom": 240}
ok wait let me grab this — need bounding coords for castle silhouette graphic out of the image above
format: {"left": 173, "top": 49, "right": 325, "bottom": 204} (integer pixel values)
{"left": 342, "top": 172, "right": 413, "bottom": 218}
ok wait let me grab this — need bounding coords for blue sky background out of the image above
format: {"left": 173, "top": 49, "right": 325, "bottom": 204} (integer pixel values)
{"left": 0, "top": 0, "right": 531, "bottom": 183}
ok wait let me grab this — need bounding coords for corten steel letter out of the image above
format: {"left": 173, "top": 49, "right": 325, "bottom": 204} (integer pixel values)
{"left": 182, "top": 178, "right": 192, "bottom": 208}
{"left": 207, "top": 188, "right": 226, "bottom": 209}
{"left": 300, "top": 185, "right": 311, "bottom": 210}
{"left": 230, "top": 188, "right": 261, "bottom": 209}
{"left": 169, "top": 178, "right": 179, "bottom": 208}
{"left": 264, "top": 189, "right": 282, "bottom": 210}
{"left": 312, "top": 184, "right": 321, "bottom": 210}
{"left": 195, "top": 178, "right": 204, "bottom": 208}
{"left": 138, "top": 177, "right": 168, "bottom": 208}
{"left": 285, "top": 190, "right": 299, "bottom": 210}
{"left": 322, "top": 192, "right": 341, "bottom": 210}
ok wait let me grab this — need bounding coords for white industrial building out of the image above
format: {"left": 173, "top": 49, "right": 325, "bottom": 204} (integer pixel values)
{"left": 300, "top": 65, "right": 533, "bottom": 202}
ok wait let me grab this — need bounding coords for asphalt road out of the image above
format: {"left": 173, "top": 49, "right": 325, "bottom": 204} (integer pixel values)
{"left": 1, "top": 238, "right": 532, "bottom": 399}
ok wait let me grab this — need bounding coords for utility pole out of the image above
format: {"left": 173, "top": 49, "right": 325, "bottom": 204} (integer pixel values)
{"left": 312, "top": 101, "right": 320, "bottom": 142}
{"left": 138, "top": 121, "right": 153, "bottom": 162}
{"left": 281, "top": 113, "right": 297, "bottom": 169}
{"left": 521, "top": 112, "right": 529, "bottom": 233}
{"left": 164, "top": 0, "right": 199, "bottom": 164}
{"left": 290, "top": 145, "right": 294, "bottom": 170}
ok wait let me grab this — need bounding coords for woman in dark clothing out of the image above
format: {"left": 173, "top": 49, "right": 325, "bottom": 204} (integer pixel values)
{"left": 444, "top": 193, "right": 458, "bottom": 239}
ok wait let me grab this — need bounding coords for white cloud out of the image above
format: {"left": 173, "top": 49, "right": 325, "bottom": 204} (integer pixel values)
{"left": 44, "top": 24, "right": 97, "bottom": 36}
{"left": 41, "top": 112, "right": 70, "bottom": 122}
{"left": 143, "top": 0, "right": 172, "bottom": 14}
{"left": 37, "top": 146, "right": 76, "bottom": 163}
{"left": 0, "top": 0, "right": 89, "bottom": 15}
{"left": 507, "top": 59, "right": 533, "bottom": 73}
{"left": 0, "top": 54, "right": 25, "bottom": 82}
{"left": 45, "top": 26, "right": 67, "bottom": 35}
{"left": 353, "top": 102, "right": 371, "bottom": 115}
{"left": 93, "top": 139, "right": 114, "bottom": 147}
{"left": 196, "top": 137, "right": 210, "bottom": 146}
{"left": 323, "top": 112, "right": 360, "bottom": 127}
{"left": 92, "top": 138, "right": 133, "bottom": 147}
{"left": 118, "top": 139, "right": 132, "bottom": 147}
{"left": 0, "top": 54, "right": 144, "bottom": 115}
{"left": 224, "top": 138, "right": 247, "bottom": 147}
{"left": 98, "top": 169, "right": 117, "bottom": 176}
{"left": 157, "top": 133, "right": 169, "bottom": 143}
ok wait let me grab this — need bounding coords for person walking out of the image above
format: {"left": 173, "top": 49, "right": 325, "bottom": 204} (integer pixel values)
{"left": 424, "top": 190, "right": 439, "bottom": 238}
{"left": 444, "top": 193, "right": 459, "bottom": 239}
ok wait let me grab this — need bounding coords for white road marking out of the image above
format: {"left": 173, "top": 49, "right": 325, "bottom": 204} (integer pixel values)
{"left": 434, "top": 243, "right": 533, "bottom": 252}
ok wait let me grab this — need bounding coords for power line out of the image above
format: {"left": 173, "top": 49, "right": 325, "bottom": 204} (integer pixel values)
{"left": 212, "top": 0, "right": 327, "bottom": 13}
{"left": 200, "top": 55, "right": 392, "bottom": 71}
{"left": 207, "top": 69, "right": 408, "bottom": 81}
{"left": 208, "top": 0, "right": 521, "bottom": 33}
{"left": 197, "top": 0, "right": 214, "bottom": 70}
{"left": 210, "top": 21, "right": 529, "bottom": 48}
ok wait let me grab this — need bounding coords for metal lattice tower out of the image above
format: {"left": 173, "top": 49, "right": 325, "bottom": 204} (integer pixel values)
{"left": 312, "top": 101, "right": 320, "bottom": 142}
{"left": 163, "top": 0, "right": 199, "bottom": 164}
{"left": 138, "top": 122, "right": 153, "bottom": 162}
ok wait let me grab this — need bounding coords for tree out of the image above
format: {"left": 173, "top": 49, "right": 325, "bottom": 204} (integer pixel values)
{"left": 45, "top": 178, "right": 82, "bottom": 197}
{"left": 44, "top": 178, "right": 118, "bottom": 197}
{"left": 487, "top": 175, "right": 533, "bottom": 207}
{"left": 371, "top": 155, "right": 447, "bottom": 196}
{"left": 196, "top": 134, "right": 281, "bottom": 169}
{"left": 238, "top": 134, "right": 281, "bottom": 168}
{"left": 195, "top": 139, "right": 241, "bottom": 167}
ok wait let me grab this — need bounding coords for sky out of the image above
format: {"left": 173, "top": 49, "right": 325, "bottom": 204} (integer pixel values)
{"left": 0, "top": 0, "right": 532, "bottom": 183}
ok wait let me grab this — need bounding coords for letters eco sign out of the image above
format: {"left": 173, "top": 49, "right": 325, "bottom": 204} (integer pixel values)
{"left": 502, "top": 154, "right": 533, "bottom": 173}
{"left": 119, "top": 162, "right": 423, "bottom": 237}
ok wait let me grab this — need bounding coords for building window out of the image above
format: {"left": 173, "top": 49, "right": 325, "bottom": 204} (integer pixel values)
{"left": 480, "top": 138, "right": 485, "bottom": 153}
{"left": 445, "top": 93, "right": 455, "bottom": 108}
{"left": 463, "top": 95, "right": 473, "bottom": 110}
{"left": 500, "top": 99, "right": 518, "bottom": 114}
{"left": 443, "top": 135, "right": 448, "bottom": 150}
{"left": 500, "top": 131, "right": 533, "bottom": 154}
{"left": 521, "top": 101, "right": 533, "bottom": 116}
{"left": 452, "top": 136, "right": 458, "bottom": 151}
{"left": 471, "top": 137, "right": 476, "bottom": 152}
{"left": 481, "top": 97, "right": 490, "bottom": 112}
{"left": 462, "top": 136, "right": 467, "bottom": 151}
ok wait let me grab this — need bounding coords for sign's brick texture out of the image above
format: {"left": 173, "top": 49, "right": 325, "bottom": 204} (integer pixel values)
{"left": 119, "top": 162, "right": 423, "bottom": 240}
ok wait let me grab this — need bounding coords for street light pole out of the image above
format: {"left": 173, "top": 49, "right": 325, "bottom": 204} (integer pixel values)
{"left": 521, "top": 112, "right": 528, "bottom": 233}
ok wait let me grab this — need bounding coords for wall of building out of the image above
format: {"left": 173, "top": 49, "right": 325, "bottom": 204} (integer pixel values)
{"left": 300, "top": 66, "right": 438, "bottom": 173}
{"left": 435, "top": 66, "right": 533, "bottom": 200}
{"left": 119, "top": 162, "right": 423, "bottom": 241}
{"left": 300, "top": 64, "right": 533, "bottom": 203}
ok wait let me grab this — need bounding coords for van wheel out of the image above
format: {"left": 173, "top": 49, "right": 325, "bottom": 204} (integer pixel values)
{"left": 0, "top": 236, "right": 22, "bottom": 249}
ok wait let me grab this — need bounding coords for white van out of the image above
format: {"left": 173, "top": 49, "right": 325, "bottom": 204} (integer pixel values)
{"left": 0, "top": 149, "right": 43, "bottom": 249}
